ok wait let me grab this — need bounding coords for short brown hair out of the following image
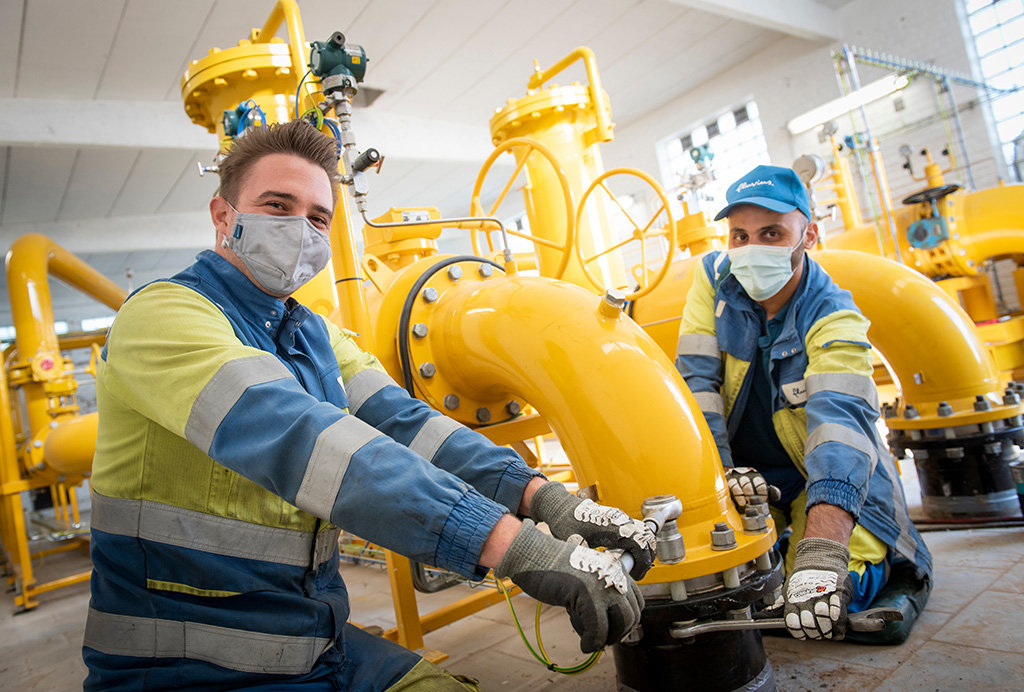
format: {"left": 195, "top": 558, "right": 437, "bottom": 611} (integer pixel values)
{"left": 216, "top": 119, "right": 341, "bottom": 205}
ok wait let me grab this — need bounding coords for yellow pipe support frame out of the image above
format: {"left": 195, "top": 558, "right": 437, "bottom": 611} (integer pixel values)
{"left": 369, "top": 257, "right": 775, "bottom": 584}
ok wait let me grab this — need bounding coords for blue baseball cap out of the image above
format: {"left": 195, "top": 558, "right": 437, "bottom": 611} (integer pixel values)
{"left": 714, "top": 165, "right": 811, "bottom": 221}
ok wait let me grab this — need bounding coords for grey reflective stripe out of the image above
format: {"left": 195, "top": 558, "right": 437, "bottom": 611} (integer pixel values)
{"left": 878, "top": 444, "right": 919, "bottom": 563}
{"left": 344, "top": 368, "right": 396, "bottom": 415}
{"left": 313, "top": 526, "right": 341, "bottom": 568}
{"left": 806, "top": 372, "right": 879, "bottom": 411}
{"left": 294, "top": 416, "right": 383, "bottom": 516}
{"left": 805, "top": 422, "right": 878, "bottom": 473}
{"left": 186, "top": 355, "right": 293, "bottom": 454}
{"left": 409, "top": 414, "right": 464, "bottom": 462}
{"left": 90, "top": 492, "right": 320, "bottom": 568}
{"left": 676, "top": 333, "right": 720, "bottom": 359}
{"left": 84, "top": 608, "right": 331, "bottom": 675}
{"left": 693, "top": 391, "right": 725, "bottom": 417}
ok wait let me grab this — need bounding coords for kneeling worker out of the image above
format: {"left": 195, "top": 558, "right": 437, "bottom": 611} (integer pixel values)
{"left": 675, "top": 164, "right": 932, "bottom": 643}
{"left": 83, "top": 119, "right": 656, "bottom": 690}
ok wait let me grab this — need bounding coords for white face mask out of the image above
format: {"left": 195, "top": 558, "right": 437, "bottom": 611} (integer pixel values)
{"left": 727, "top": 232, "right": 804, "bottom": 302}
{"left": 221, "top": 203, "right": 332, "bottom": 296}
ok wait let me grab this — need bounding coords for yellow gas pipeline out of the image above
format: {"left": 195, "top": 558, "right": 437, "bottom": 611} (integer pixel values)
{"left": 3, "top": 233, "right": 127, "bottom": 610}
{"left": 366, "top": 256, "right": 775, "bottom": 585}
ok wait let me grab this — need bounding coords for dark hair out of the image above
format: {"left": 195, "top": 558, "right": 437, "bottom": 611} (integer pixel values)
{"left": 216, "top": 120, "right": 340, "bottom": 205}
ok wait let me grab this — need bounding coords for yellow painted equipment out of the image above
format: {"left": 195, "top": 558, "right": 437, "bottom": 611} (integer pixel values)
{"left": 185, "top": 3, "right": 784, "bottom": 674}
{"left": 2, "top": 234, "right": 127, "bottom": 610}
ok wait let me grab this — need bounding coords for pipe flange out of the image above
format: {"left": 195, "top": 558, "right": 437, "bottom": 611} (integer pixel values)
{"left": 403, "top": 258, "right": 526, "bottom": 427}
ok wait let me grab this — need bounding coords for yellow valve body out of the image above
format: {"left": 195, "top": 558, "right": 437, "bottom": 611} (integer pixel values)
{"left": 490, "top": 85, "right": 626, "bottom": 290}
{"left": 181, "top": 40, "right": 297, "bottom": 141}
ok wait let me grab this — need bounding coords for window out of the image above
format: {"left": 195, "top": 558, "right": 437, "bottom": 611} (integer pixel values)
{"left": 963, "top": 0, "right": 1024, "bottom": 175}
{"left": 657, "top": 101, "right": 771, "bottom": 212}
{"left": 82, "top": 315, "right": 116, "bottom": 332}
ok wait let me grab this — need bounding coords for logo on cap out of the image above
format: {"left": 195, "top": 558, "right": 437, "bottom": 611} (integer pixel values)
{"left": 737, "top": 180, "right": 774, "bottom": 191}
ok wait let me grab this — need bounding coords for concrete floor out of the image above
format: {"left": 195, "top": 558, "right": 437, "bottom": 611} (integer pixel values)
{"left": 2, "top": 470, "right": 1024, "bottom": 690}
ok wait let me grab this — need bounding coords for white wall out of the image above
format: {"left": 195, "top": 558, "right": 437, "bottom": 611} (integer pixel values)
{"left": 604, "top": 0, "right": 1000, "bottom": 202}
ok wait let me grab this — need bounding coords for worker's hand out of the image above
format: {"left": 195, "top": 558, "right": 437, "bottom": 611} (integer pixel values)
{"left": 725, "top": 467, "right": 780, "bottom": 510}
{"left": 495, "top": 519, "right": 644, "bottom": 653}
{"left": 528, "top": 482, "right": 656, "bottom": 580}
{"left": 783, "top": 537, "right": 853, "bottom": 640}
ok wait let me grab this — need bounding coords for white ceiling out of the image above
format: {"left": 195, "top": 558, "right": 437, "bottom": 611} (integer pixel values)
{"left": 0, "top": 0, "right": 851, "bottom": 325}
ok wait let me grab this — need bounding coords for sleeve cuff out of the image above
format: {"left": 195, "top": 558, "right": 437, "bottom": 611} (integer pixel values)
{"left": 492, "top": 461, "right": 546, "bottom": 514}
{"left": 435, "top": 489, "right": 508, "bottom": 580}
{"left": 806, "top": 479, "right": 863, "bottom": 519}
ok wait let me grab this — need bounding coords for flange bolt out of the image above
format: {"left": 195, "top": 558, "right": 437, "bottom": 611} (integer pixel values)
{"left": 411, "top": 323, "right": 428, "bottom": 339}
{"left": 937, "top": 401, "right": 954, "bottom": 417}
{"left": 418, "top": 362, "right": 436, "bottom": 378}
{"left": 475, "top": 407, "right": 491, "bottom": 424}
{"left": 443, "top": 394, "right": 460, "bottom": 410}
{"left": 422, "top": 287, "right": 438, "bottom": 303}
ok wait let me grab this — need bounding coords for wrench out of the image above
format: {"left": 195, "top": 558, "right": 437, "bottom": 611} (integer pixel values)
{"left": 669, "top": 607, "right": 903, "bottom": 639}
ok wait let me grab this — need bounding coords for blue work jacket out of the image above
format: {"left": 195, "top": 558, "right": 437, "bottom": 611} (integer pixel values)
{"left": 84, "top": 251, "right": 541, "bottom": 689}
{"left": 675, "top": 251, "right": 932, "bottom": 577}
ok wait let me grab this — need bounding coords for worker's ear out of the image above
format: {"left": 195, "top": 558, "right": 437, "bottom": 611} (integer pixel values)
{"left": 210, "top": 196, "right": 234, "bottom": 240}
{"left": 804, "top": 223, "right": 818, "bottom": 249}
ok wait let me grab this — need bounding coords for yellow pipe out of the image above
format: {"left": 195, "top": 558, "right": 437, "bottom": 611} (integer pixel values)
{"left": 42, "top": 413, "right": 98, "bottom": 476}
{"left": 255, "top": 0, "right": 308, "bottom": 81}
{"left": 370, "top": 259, "right": 774, "bottom": 583}
{"left": 815, "top": 250, "right": 999, "bottom": 409}
{"left": 526, "top": 47, "right": 614, "bottom": 144}
{"left": 960, "top": 186, "right": 1024, "bottom": 262}
{"left": 5, "top": 234, "right": 126, "bottom": 440}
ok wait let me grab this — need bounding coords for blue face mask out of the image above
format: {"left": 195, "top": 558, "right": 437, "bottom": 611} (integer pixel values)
{"left": 221, "top": 203, "right": 331, "bottom": 297}
{"left": 727, "top": 233, "right": 804, "bottom": 301}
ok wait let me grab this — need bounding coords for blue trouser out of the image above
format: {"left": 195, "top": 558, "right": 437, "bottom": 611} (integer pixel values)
{"left": 84, "top": 623, "right": 423, "bottom": 691}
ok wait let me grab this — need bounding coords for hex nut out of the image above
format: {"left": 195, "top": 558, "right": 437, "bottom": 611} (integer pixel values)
{"left": 411, "top": 323, "right": 428, "bottom": 339}
{"left": 710, "top": 523, "right": 737, "bottom": 550}
{"left": 475, "top": 407, "right": 491, "bottom": 423}
{"left": 478, "top": 264, "right": 494, "bottom": 278}
{"left": 937, "top": 401, "right": 954, "bottom": 417}
{"left": 447, "top": 266, "right": 463, "bottom": 281}
{"left": 422, "top": 287, "right": 439, "bottom": 303}
{"left": 418, "top": 362, "right": 436, "bottom": 378}
{"left": 974, "top": 395, "right": 991, "bottom": 412}
{"left": 505, "top": 401, "right": 521, "bottom": 415}
{"left": 443, "top": 394, "right": 460, "bottom": 410}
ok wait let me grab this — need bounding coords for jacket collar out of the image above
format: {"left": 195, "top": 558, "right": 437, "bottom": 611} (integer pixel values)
{"left": 192, "top": 250, "right": 293, "bottom": 331}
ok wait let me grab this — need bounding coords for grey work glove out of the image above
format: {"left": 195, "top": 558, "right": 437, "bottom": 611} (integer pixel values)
{"left": 725, "top": 467, "right": 781, "bottom": 510}
{"left": 529, "top": 481, "right": 656, "bottom": 580}
{"left": 783, "top": 537, "right": 853, "bottom": 641}
{"left": 495, "top": 519, "right": 645, "bottom": 653}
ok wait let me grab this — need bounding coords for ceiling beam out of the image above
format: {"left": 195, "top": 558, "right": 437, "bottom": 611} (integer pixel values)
{"left": 0, "top": 98, "right": 500, "bottom": 163}
{"left": 666, "top": 0, "right": 841, "bottom": 42}
{"left": 0, "top": 211, "right": 212, "bottom": 255}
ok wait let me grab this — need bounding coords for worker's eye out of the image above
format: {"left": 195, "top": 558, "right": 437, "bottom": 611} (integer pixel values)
{"left": 309, "top": 216, "right": 329, "bottom": 230}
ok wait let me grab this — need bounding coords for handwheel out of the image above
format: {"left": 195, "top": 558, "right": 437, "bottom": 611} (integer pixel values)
{"left": 469, "top": 137, "right": 575, "bottom": 279}
{"left": 901, "top": 184, "right": 960, "bottom": 206}
{"left": 574, "top": 168, "right": 676, "bottom": 301}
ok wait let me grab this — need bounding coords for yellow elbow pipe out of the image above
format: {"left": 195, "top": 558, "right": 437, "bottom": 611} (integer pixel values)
{"left": 815, "top": 250, "right": 1000, "bottom": 411}
{"left": 371, "top": 257, "right": 774, "bottom": 583}
{"left": 960, "top": 186, "right": 1024, "bottom": 262}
